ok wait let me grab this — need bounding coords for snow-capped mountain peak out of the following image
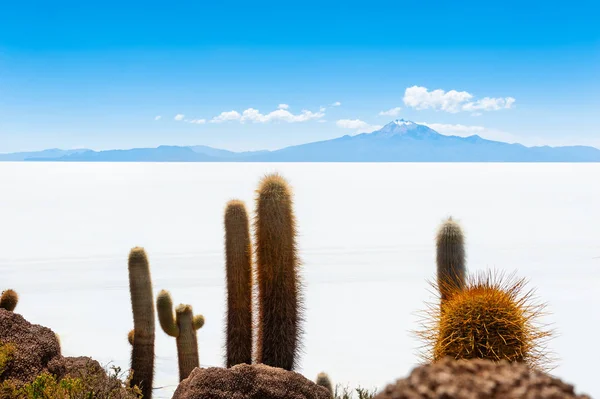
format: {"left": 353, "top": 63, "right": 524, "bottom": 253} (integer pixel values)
{"left": 370, "top": 119, "right": 440, "bottom": 139}
{"left": 392, "top": 119, "right": 415, "bottom": 126}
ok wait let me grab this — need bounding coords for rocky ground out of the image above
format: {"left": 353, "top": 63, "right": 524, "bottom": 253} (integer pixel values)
{"left": 373, "top": 357, "right": 591, "bottom": 399}
{"left": 0, "top": 308, "right": 138, "bottom": 398}
{"left": 172, "top": 363, "right": 332, "bottom": 399}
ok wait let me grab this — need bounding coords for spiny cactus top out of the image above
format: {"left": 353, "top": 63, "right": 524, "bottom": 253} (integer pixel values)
{"left": 417, "top": 270, "right": 552, "bottom": 371}
{"left": 0, "top": 289, "right": 18, "bottom": 312}
{"left": 315, "top": 372, "right": 333, "bottom": 395}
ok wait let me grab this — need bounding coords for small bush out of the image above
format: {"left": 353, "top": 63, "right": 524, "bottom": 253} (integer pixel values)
{"left": 0, "top": 363, "right": 141, "bottom": 399}
{"left": 0, "top": 342, "right": 16, "bottom": 378}
{"left": 1, "top": 372, "right": 83, "bottom": 399}
{"left": 333, "top": 384, "right": 377, "bottom": 399}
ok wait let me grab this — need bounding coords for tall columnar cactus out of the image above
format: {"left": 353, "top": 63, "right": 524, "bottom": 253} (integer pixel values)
{"left": 157, "top": 289, "right": 205, "bottom": 381}
{"left": 127, "top": 247, "right": 155, "bottom": 399}
{"left": 315, "top": 372, "right": 333, "bottom": 396}
{"left": 435, "top": 217, "right": 466, "bottom": 302}
{"left": 224, "top": 199, "right": 253, "bottom": 367}
{"left": 254, "top": 173, "right": 303, "bottom": 371}
{"left": 0, "top": 289, "right": 18, "bottom": 311}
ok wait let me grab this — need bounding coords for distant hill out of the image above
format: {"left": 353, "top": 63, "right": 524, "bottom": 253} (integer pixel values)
{"left": 0, "top": 148, "right": 91, "bottom": 161}
{"left": 188, "top": 145, "right": 269, "bottom": 158}
{"left": 3, "top": 120, "right": 600, "bottom": 162}
{"left": 239, "top": 120, "right": 600, "bottom": 162}
{"left": 26, "top": 146, "right": 220, "bottom": 162}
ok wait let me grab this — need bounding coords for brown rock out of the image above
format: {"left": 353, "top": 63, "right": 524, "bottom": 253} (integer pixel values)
{"left": 172, "top": 363, "right": 331, "bottom": 399}
{"left": 48, "top": 356, "right": 139, "bottom": 398}
{"left": 0, "top": 310, "right": 139, "bottom": 398}
{"left": 0, "top": 308, "right": 61, "bottom": 384}
{"left": 374, "top": 357, "right": 591, "bottom": 399}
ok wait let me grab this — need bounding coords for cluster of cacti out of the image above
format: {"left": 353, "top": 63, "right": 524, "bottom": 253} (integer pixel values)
{"left": 223, "top": 173, "right": 303, "bottom": 371}
{"left": 3, "top": 166, "right": 565, "bottom": 397}
{"left": 0, "top": 289, "right": 18, "bottom": 312}
{"left": 157, "top": 289, "right": 205, "bottom": 381}
{"left": 124, "top": 246, "right": 207, "bottom": 394}
{"left": 127, "top": 247, "right": 156, "bottom": 399}
{"left": 418, "top": 217, "right": 552, "bottom": 371}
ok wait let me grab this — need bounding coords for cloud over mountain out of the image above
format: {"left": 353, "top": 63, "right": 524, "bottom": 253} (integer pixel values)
{"left": 403, "top": 86, "right": 515, "bottom": 113}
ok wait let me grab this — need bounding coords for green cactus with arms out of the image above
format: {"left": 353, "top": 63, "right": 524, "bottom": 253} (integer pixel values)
{"left": 157, "top": 289, "right": 205, "bottom": 381}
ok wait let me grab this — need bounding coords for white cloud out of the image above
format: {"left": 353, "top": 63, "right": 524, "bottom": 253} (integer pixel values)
{"left": 154, "top": 115, "right": 162, "bottom": 121}
{"left": 189, "top": 119, "right": 206, "bottom": 124}
{"left": 278, "top": 104, "right": 289, "bottom": 110}
{"left": 378, "top": 107, "right": 402, "bottom": 117}
{"left": 210, "top": 110, "right": 242, "bottom": 123}
{"left": 210, "top": 107, "right": 324, "bottom": 124}
{"left": 240, "top": 108, "right": 325, "bottom": 123}
{"left": 174, "top": 114, "right": 185, "bottom": 121}
{"left": 462, "top": 96, "right": 516, "bottom": 112}
{"left": 403, "top": 86, "right": 515, "bottom": 113}
{"left": 331, "top": 101, "right": 341, "bottom": 107}
{"left": 336, "top": 119, "right": 382, "bottom": 133}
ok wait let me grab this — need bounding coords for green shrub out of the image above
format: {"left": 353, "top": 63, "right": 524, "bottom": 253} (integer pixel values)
{"left": 0, "top": 342, "right": 15, "bottom": 378}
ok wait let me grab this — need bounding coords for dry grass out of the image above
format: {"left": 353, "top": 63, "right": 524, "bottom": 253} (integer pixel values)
{"left": 0, "top": 364, "right": 141, "bottom": 399}
{"left": 333, "top": 384, "right": 377, "bottom": 399}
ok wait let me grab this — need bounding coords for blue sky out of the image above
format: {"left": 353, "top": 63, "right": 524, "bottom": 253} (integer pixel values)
{"left": 1, "top": 0, "right": 599, "bottom": 152}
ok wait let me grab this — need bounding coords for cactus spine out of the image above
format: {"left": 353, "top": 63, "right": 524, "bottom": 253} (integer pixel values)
{"left": 435, "top": 217, "right": 466, "bottom": 302}
{"left": 0, "top": 289, "right": 18, "bottom": 311}
{"left": 254, "top": 173, "right": 303, "bottom": 370}
{"left": 157, "top": 289, "right": 205, "bottom": 381}
{"left": 127, "top": 247, "right": 155, "bottom": 399}
{"left": 224, "top": 200, "right": 253, "bottom": 367}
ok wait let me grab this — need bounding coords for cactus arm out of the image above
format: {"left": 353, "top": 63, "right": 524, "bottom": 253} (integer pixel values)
{"left": 157, "top": 290, "right": 179, "bottom": 337}
{"left": 192, "top": 314, "right": 205, "bottom": 330}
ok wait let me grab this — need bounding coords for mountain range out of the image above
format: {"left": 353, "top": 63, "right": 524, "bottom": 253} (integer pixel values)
{"left": 3, "top": 120, "right": 600, "bottom": 162}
